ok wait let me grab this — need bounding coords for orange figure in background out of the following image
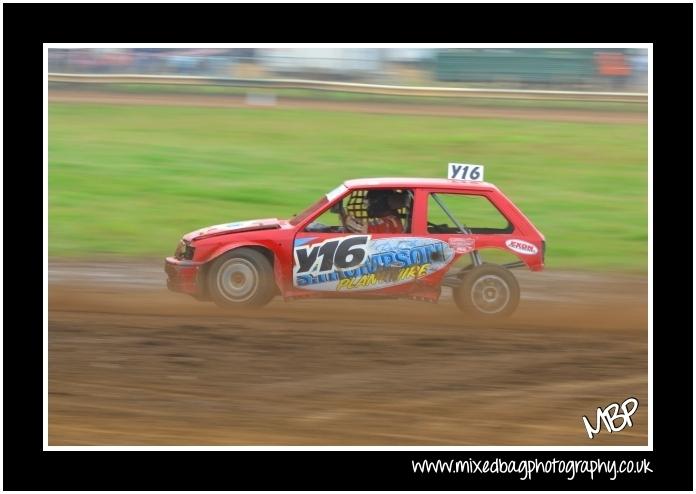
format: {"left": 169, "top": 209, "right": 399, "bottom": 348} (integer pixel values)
{"left": 595, "top": 51, "right": 631, "bottom": 77}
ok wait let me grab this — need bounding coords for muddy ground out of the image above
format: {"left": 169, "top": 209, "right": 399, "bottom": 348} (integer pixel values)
{"left": 48, "top": 261, "right": 648, "bottom": 445}
{"left": 48, "top": 90, "right": 647, "bottom": 124}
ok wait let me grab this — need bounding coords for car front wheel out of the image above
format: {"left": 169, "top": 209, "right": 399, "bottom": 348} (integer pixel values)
{"left": 207, "top": 248, "right": 276, "bottom": 308}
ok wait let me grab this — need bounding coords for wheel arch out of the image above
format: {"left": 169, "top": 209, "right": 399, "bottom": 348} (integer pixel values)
{"left": 198, "top": 242, "right": 279, "bottom": 297}
{"left": 453, "top": 262, "right": 521, "bottom": 319}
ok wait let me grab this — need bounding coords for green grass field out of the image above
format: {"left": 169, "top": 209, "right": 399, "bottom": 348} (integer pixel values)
{"left": 48, "top": 102, "right": 648, "bottom": 271}
{"left": 50, "top": 82, "right": 648, "bottom": 113}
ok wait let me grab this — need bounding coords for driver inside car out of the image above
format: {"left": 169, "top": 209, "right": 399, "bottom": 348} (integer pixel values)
{"left": 343, "top": 190, "right": 406, "bottom": 234}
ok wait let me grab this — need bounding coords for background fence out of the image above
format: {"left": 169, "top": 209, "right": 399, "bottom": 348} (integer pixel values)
{"left": 48, "top": 48, "right": 648, "bottom": 93}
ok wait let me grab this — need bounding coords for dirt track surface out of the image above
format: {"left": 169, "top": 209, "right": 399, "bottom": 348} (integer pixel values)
{"left": 49, "top": 90, "right": 647, "bottom": 124}
{"left": 48, "top": 260, "right": 648, "bottom": 446}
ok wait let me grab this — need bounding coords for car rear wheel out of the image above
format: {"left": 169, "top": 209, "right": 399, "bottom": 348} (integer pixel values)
{"left": 207, "top": 248, "right": 276, "bottom": 308}
{"left": 453, "top": 264, "right": 520, "bottom": 319}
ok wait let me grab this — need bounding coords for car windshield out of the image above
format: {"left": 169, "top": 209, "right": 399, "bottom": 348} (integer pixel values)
{"left": 289, "top": 197, "right": 328, "bottom": 226}
{"left": 289, "top": 184, "right": 347, "bottom": 226}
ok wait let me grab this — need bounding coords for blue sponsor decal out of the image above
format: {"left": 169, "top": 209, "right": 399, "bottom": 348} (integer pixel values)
{"left": 293, "top": 236, "right": 454, "bottom": 291}
{"left": 294, "top": 237, "right": 318, "bottom": 247}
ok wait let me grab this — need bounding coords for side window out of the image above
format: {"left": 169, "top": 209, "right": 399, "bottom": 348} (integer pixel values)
{"left": 305, "top": 189, "right": 414, "bottom": 233}
{"left": 427, "top": 193, "right": 512, "bottom": 234}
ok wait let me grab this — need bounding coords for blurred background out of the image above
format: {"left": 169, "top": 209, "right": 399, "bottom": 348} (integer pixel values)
{"left": 48, "top": 47, "right": 648, "bottom": 270}
{"left": 49, "top": 47, "right": 648, "bottom": 91}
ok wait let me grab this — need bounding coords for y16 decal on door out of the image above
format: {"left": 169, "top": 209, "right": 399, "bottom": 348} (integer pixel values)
{"left": 293, "top": 236, "right": 455, "bottom": 291}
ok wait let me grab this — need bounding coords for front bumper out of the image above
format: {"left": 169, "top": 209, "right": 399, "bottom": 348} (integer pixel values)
{"left": 165, "top": 257, "right": 204, "bottom": 294}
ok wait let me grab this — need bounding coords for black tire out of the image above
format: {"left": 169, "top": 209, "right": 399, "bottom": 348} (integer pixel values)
{"left": 206, "top": 248, "right": 276, "bottom": 308}
{"left": 453, "top": 264, "right": 520, "bottom": 319}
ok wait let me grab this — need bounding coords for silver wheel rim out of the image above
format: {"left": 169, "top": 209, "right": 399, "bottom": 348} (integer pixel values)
{"left": 470, "top": 274, "right": 510, "bottom": 314}
{"left": 217, "top": 258, "right": 259, "bottom": 302}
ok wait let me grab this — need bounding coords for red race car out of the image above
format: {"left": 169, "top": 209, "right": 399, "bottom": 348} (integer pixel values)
{"left": 165, "top": 165, "right": 545, "bottom": 319}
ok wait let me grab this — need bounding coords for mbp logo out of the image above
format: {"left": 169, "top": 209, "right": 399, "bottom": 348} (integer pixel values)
{"left": 582, "top": 397, "right": 639, "bottom": 439}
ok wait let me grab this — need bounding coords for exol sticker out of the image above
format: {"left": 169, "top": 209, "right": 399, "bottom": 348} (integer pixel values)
{"left": 448, "top": 237, "right": 475, "bottom": 254}
{"left": 505, "top": 239, "right": 539, "bottom": 255}
{"left": 293, "top": 236, "right": 455, "bottom": 291}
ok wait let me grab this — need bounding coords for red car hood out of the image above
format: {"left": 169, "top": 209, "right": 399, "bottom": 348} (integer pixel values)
{"left": 184, "top": 218, "right": 282, "bottom": 241}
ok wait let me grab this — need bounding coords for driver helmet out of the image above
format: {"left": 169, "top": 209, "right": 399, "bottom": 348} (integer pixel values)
{"left": 365, "top": 190, "right": 403, "bottom": 217}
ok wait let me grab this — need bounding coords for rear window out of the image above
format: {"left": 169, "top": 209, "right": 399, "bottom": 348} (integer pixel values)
{"left": 427, "top": 193, "right": 512, "bottom": 234}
